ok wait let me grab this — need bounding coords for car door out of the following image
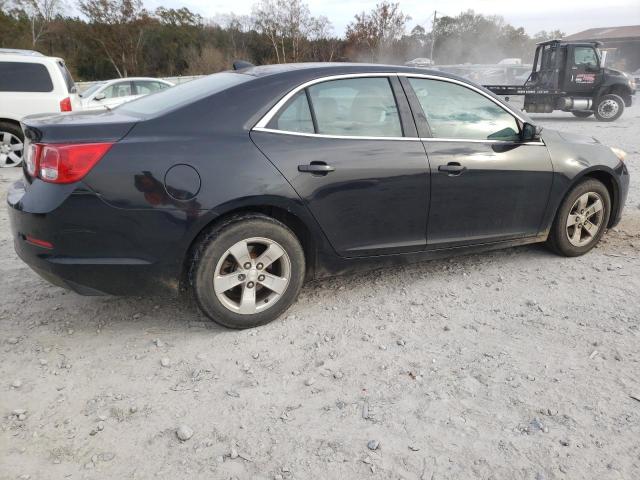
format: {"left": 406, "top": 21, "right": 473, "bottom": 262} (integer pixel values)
{"left": 251, "top": 74, "right": 430, "bottom": 258}
{"left": 402, "top": 76, "right": 554, "bottom": 248}
{"left": 565, "top": 45, "right": 604, "bottom": 95}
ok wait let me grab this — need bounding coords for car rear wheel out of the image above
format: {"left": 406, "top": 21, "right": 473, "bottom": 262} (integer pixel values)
{"left": 0, "top": 121, "right": 24, "bottom": 168}
{"left": 546, "top": 179, "right": 611, "bottom": 256}
{"left": 594, "top": 94, "right": 624, "bottom": 122}
{"left": 191, "top": 214, "right": 305, "bottom": 329}
{"left": 571, "top": 110, "right": 593, "bottom": 118}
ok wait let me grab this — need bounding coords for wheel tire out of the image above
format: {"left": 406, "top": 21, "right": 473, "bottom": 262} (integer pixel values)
{"left": 571, "top": 110, "right": 593, "bottom": 118}
{"left": 546, "top": 179, "right": 611, "bottom": 257}
{"left": 0, "top": 121, "right": 25, "bottom": 167}
{"left": 191, "top": 213, "right": 305, "bottom": 329}
{"left": 594, "top": 94, "right": 624, "bottom": 122}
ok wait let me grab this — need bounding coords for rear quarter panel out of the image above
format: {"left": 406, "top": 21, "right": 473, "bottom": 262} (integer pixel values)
{"left": 80, "top": 84, "right": 324, "bottom": 275}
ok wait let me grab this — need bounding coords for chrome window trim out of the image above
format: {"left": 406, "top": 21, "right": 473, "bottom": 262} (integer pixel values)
{"left": 252, "top": 71, "right": 542, "bottom": 144}
{"left": 253, "top": 127, "right": 545, "bottom": 146}
{"left": 254, "top": 72, "right": 396, "bottom": 129}
{"left": 252, "top": 126, "right": 420, "bottom": 142}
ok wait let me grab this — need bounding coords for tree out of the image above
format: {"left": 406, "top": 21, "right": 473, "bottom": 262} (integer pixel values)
{"left": 155, "top": 7, "right": 202, "bottom": 27}
{"left": 16, "top": 0, "right": 65, "bottom": 46}
{"left": 534, "top": 30, "right": 566, "bottom": 42}
{"left": 252, "top": 0, "right": 329, "bottom": 63}
{"left": 184, "top": 44, "right": 225, "bottom": 75}
{"left": 77, "top": 0, "right": 149, "bottom": 77}
{"left": 213, "top": 13, "right": 253, "bottom": 59}
{"left": 345, "top": 2, "right": 410, "bottom": 61}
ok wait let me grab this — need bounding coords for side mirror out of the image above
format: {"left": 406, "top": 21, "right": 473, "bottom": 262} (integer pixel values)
{"left": 94, "top": 92, "right": 106, "bottom": 101}
{"left": 521, "top": 122, "right": 542, "bottom": 141}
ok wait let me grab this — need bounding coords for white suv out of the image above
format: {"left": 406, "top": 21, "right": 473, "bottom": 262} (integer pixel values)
{"left": 0, "top": 49, "right": 80, "bottom": 167}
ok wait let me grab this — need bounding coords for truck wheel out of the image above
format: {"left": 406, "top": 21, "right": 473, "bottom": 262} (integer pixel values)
{"left": 191, "top": 213, "right": 306, "bottom": 329}
{"left": 0, "top": 121, "right": 24, "bottom": 168}
{"left": 571, "top": 110, "right": 593, "bottom": 118}
{"left": 546, "top": 178, "right": 610, "bottom": 257}
{"left": 594, "top": 94, "right": 624, "bottom": 122}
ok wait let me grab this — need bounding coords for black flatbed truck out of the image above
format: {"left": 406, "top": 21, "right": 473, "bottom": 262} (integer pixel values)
{"left": 484, "top": 40, "right": 635, "bottom": 121}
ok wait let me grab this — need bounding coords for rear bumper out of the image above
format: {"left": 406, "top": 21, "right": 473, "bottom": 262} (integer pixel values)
{"left": 7, "top": 178, "right": 183, "bottom": 296}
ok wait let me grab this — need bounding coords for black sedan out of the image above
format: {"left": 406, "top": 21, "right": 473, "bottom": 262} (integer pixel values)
{"left": 8, "top": 63, "right": 630, "bottom": 328}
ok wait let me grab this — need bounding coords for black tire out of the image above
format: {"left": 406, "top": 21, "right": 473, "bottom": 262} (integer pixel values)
{"left": 546, "top": 179, "right": 611, "bottom": 257}
{"left": 594, "top": 94, "right": 624, "bottom": 122}
{"left": 571, "top": 110, "right": 593, "bottom": 118}
{"left": 191, "top": 213, "right": 305, "bottom": 329}
{"left": 0, "top": 120, "right": 25, "bottom": 168}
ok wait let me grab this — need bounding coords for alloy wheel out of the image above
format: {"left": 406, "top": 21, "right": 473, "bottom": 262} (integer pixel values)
{"left": 213, "top": 237, "right": 291, "bottom": 315}
{"left": 597, "top": 99, "right": 619, "bottom": 120}
{"left": 0, "top": 131, "right": 23, "bottom": 167}
{"left": 565, "top": 192, "right": 604, "bottom": 247}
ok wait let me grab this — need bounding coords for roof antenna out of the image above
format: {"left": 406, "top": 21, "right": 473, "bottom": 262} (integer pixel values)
{"left": 233, "top": 60, "right": 254, "bottom": 70}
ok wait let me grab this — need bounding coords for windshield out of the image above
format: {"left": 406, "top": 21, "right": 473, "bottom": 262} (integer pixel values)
{"left": 80, "top": 82, "right": 105, "bottom": 98}
{"left": 118, "top": 72, "right": 252, "bottom": 117}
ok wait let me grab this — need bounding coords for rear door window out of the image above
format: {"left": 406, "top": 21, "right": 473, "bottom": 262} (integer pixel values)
{"left": 0, "top": 61, "right": 53, "bottom": 92}
{"left": 270, "top": 91, "right": 314, "bottom": 133}
{"left": 133, "top": 81, "right": 170, "bottom": 95}
{"left": 307, "top": 77, "right": 403, "bottom": 137}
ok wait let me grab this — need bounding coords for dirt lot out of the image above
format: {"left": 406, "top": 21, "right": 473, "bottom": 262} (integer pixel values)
{"left": 1, "top": 104, "right": 639, "bottom": 480}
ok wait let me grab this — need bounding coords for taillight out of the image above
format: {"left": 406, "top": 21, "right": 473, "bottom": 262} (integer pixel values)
{"left": 24, "top": 143, "right": 41, "bottom": 177}
{"left": 60, "top": 97, "right": 72, "bottom": 112}
{"left": 31, "top": 143, "right": 113, "bottom": 184}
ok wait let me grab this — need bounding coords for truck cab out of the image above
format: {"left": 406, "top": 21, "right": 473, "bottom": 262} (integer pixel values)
{"left": 523, "top": 40, "right": 634, "bottom": 120}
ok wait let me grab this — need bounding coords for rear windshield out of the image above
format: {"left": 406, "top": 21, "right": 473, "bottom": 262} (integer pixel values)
{"left": 0, "top": 61, "right": 53, "bottom": 92}
{"left": 57, "top": 60, "right": 76, "bottom": 93}
{"left": 118, "top": 72, "right": 252, "bottom": 117}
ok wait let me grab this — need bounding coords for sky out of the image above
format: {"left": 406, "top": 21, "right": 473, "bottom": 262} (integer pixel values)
{"left": 142, "top": 0, "right": 640, "bottom": 37}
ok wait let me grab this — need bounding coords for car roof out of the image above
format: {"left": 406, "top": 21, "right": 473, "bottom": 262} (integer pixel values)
{"left": 238, "top": 62, "right": 451, "bottom": 77}
{"left": 98, "top": 77, "right": 174, "bottom": 86}
{"left": 235, "top": 62, "right": 474, "bottom": 87}
{"left": 0, "top": 52, "right": 64, "bottom": 64}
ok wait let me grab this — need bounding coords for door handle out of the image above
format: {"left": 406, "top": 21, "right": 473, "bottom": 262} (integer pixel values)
{"left": 298, "top": 162, "right": 335, "bottom": 174}
{"left": 438, "top": 162, "right": 467, "bottom": 175}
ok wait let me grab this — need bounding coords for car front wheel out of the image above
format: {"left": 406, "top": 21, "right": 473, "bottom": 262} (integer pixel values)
{"left": 191, "top": 214, "right": 306, "bottom": 329}
{"left": 546, "top": 179, "right": 611, "bottom": 256}
{"left": 0, "top": 121, "right": 24, "bottom": 167}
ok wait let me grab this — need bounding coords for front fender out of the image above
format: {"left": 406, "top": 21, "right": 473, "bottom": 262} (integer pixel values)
{"left": 538, "top": 129, "right": 627, "bottom": 234}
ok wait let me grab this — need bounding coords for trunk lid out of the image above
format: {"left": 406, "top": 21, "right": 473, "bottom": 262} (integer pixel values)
{"left": 21, "top": 109, "right": 139, "bottom": 144}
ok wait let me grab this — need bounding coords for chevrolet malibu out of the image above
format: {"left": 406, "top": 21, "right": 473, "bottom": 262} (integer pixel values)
{"left": 7, "top": 63, "right": 629, "bottom": 329}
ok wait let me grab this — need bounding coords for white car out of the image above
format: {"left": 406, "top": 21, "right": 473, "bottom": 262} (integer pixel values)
{"left": 0, "top": 49, "right": 80, "bottom": 167}
{"left": 79, "top": 77, "right": 174, "bottom": 111}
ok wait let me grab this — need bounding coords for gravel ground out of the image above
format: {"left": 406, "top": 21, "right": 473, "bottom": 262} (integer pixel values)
{"left": 1, "top": 104, "right": 639, "bottom": 480}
